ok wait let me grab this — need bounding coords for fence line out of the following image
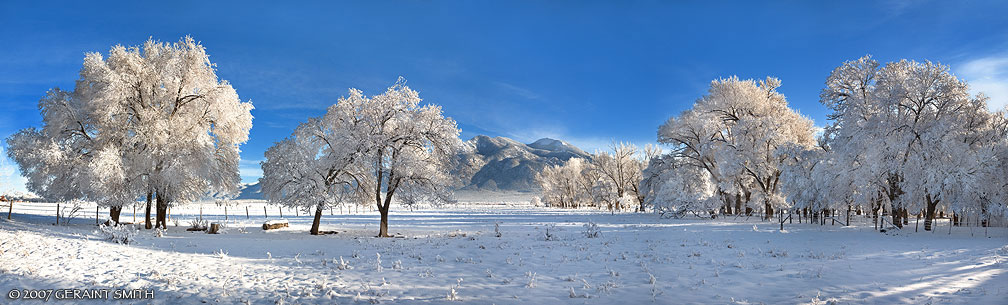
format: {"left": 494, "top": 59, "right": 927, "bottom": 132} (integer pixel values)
{"left": 1, "top": 200, "right": 386, "bottom": 226}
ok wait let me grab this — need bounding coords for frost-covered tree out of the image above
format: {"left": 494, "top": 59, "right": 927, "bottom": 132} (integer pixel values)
{"left": 536, "top": 142, "right": 656, "bottom": 212}
{"left": 77, "top": 37, "right": 253, "bottom": 229}
{"left": 6, "top": 37, "right": 253, "bottom": 228}
{"left": 820, "top": 55, "right": 1007, "bottom": 230}
{"left": 327, "top": 79, "right": 462, "bottom": 237}
{"left": 656, "top": 77, "right": 816, "bottom": 219}
{"left": 260, "top": 115, "right": 369, "bottom": 235}
{"left": 537, "top": 158, "right": 594, "bottom": 208}
{"left": 592, "top": 142, "right": 644, "bottom": 212}
{"left": 640, "top": 154, "right": 718, "bottom": 218}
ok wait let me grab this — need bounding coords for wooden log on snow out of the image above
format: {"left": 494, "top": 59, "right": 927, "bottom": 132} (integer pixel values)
{"left": 208, "top": 223, "right": 221, "bottom": 234}
{"left": 262, "top": 219, "right": 289, "bottom": 230}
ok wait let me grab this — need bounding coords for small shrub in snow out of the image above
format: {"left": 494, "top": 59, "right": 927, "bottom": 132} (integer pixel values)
{"left": 543, "top": 224, "right": 560, "bottom": 241}
{"left": 214, "top": 249, "right": 229, "bottom": 259}
{"left": 525, "top": 271, "right": 537, "bottom": 288}
{"left": 810, "top": 292, "right": 838, "bottom": 305}
{"left": 446, "top": 278, "right": 463, "bottom": 301}
{"left": 337, "top": 256, "right": 352, "bottom": 270}
{"left": 98, "top": 224, "right": 137, "bottom": 244}
{"left": 494, "top": 222, "right": 502, "bottom": 238}
{"left": 583, "top": 221, "right": 601, "bottom": 238}
{"left": 650, "top": 283, "right": 663, "bottom": 301}
{"left": 569, "top": 287, "right": 589, "bottom": 298}
{"left": 446, "top": 287, "right": 459, "bottom": 301}
{"left": 188, "top": 219, "right": 208, "bottom": 231}
{"left": 597, "top": 280, "right": 619, "bottom": 294}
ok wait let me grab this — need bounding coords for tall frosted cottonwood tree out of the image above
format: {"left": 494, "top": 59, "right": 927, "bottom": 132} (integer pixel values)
{"left": 6, "top": 37, "right": 253, "bottom": 228}
{"left": 263, "top": 79, "right": 462, "bottom": 237}
{"left": 86, "top": 37, "right": 253, "bottom": 229}
{"left": 260, "top": 115, "right": 370, "bottom": 235}
{"left": 354, "top": 80, "right": 462, "bottom": 237}
{"left": 820, "top": 55, "right": 1008, "bottom": 230}
{"left": 654, "top": 77, "right": 816, "bottom": 219}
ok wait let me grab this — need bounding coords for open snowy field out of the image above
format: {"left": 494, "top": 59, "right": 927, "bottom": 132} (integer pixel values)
{"left": 2, "top": 200, "right": 1007, "bottom": 304}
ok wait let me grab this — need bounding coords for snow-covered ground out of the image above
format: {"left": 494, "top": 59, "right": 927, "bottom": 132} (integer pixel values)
{"left": 1, "top": 199, "right": 1007, "bottom": 304}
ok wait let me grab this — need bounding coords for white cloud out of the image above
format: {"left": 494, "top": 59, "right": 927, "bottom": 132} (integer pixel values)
{"left": 239, "top": 159, "right": 263, "bottom": 184}
{"left": 957, "top": 55, "right": 1008, "bottom": 112}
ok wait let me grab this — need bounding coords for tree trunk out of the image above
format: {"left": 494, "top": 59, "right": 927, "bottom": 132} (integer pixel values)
{"left": 923, "top": 194, "right": 938, "bottom": 231}
{"left": 310, "top": 204, "right": 324, "bottom": 235}
{"left": 734, "top": 193, "right": 742, "bottom": 216}
{"left": 378, "top": 206, "right": 390, "bottom": 237}
{"left": 764, "top": 201, "right": 774, "bottom": 220}
{"left": 109, "top": 206, "right": 122, "bottom": 225}
{"left": 144, "top": 191, "right": 153, "bottom": 229}
{"left": 155, "top": 192, "right": 168, "bottom": 229}
{"left": 892, "top": 206, "right": 903, "bottom": 228}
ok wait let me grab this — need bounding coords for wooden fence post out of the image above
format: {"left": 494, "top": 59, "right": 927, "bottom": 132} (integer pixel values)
{"left": 246, "top": 206, "right": 250, "bottom": 219}
{"left": 264, "top": 206, "right": 268, "bottom": 218}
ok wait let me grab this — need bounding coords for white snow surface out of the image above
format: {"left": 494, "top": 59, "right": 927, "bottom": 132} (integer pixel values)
{"left": 1, "top": 199, "right": 1007, "bottom": 304}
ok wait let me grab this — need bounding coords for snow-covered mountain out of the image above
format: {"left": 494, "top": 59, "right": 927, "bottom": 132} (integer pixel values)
{"left": 455, "top": 136, "right": 590, "bottom": 192}
{"left": 235, "top": 182, "right": 262, "bottom": 200}
{"left": 0, "top": 190, "right": 43, "bottom": 202}
{"left": 234, "top": 135, "right": 589, "bottom": 199}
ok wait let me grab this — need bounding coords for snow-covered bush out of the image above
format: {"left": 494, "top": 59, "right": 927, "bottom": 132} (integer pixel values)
{"left": 98, "top": 224, "right": 137, "bottom": 244}
{"left": 543, "top": 224, "right": 560, "bottom": 241}
{"left": 583, "top": 221, "right": 601, "bottom": 238}
{"left": 337, "top": 256, "right": 352, "bottom": 270}
{"left": 188, "top": 219, "right": 208, "bottom": 231}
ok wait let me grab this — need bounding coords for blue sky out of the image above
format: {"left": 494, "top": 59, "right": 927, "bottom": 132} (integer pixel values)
{"left": 2, "top": 1, "right": 1008, "bottom": 192}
